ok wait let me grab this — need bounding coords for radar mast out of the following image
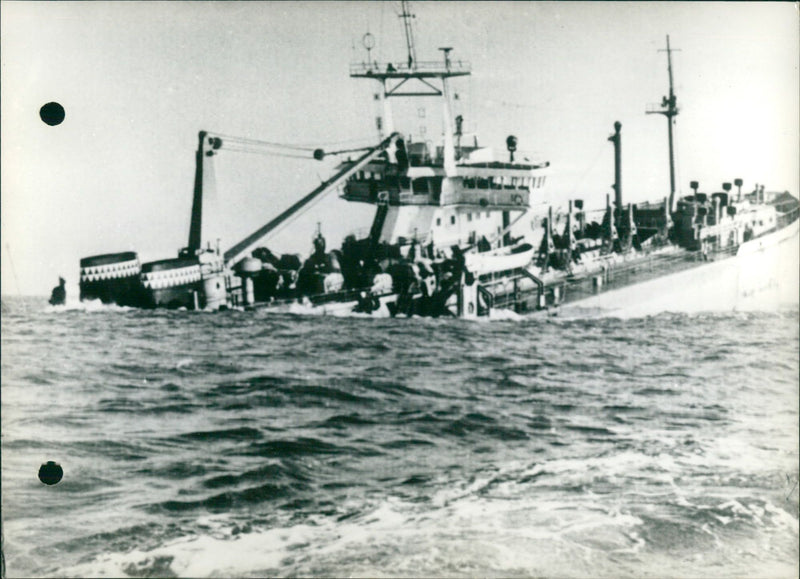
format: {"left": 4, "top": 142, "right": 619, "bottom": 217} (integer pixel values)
{"left": 647, "top": 35, "right": 680, "bottom": 214}
{"left": 350, "top": 0, "right": 471, "bottom": 176}
{"left": 399, "top": 0, "right": 417, "bottom": 69}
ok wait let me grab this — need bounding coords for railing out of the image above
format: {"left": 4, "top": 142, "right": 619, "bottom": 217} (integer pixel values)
{"left": 341, "top": 182, "right": 404, "bottom": 205}
{"left": 350, "top": 60, "right": 471, "bottom": 76}
{"left": 477, "top": 285, "right": 495, "bottom": 310}
{"left": 442, "top": 188, "right": 530, "bottom": 208}
{"left": 645, "top": 103, "right": 669, "bottom": 114}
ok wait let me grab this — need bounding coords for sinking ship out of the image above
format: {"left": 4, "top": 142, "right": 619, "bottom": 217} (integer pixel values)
{"left": 78, "top": 4, "right": 799, "bottom": 318}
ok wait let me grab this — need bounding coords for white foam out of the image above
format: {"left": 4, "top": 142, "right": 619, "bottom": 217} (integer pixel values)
{"left": 44, "top": 297, "right": 132, "bottom": 313}
{"left": 57, "top": 469, "right": 800, "bottom": 579}
{"left": 486, "top": 307, "right": 522, "bottom": 321}
{"left": 175, "top": 358, "right": 194, "bottom": 370}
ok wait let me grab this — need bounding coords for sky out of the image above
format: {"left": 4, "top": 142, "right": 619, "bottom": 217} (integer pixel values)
{"left": 2, "top": 1, "right": 798, "bottom": 296}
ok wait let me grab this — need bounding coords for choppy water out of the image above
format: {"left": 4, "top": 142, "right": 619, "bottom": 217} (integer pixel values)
{"left": 1, "top": 296, "right": 798, "bottom": 578}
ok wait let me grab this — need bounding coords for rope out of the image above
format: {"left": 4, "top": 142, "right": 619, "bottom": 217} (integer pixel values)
{"left": 3, "top": 241, "right": 23, "bottom": 297}
{"left": 568, "top": 140, "right": 607, "bottom": 199}
{"left": 214, "top": 133, "right": 316, "bottom": 152}
{"left": 378, "top": 0, "right": 386, "bottom": 63}
{"left": 221, "top": 146, "right": 312, "bottom": 160}
{"left": 215, "top": 133, "right": 376, "bottom": 158}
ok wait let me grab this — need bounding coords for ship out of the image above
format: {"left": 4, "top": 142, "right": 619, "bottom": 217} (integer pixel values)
{"left": 78, "top": 3, "right": 799, "bottom": 318}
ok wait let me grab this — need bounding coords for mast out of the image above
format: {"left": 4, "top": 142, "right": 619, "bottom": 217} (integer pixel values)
{"left": 608, "top": 121, "right": 622, "bottom": 233}
{"left": 439, "top": 47, "right": 456, "bottom": 176}
{"left": 188, "top": 131, "right": 223, "bottom": 254}
{"left": 647, "top": 35, "right": 680, "bottom": 214}
{"left": 350, "top": 2, "right": 470, "bottom": 176}
{"left": 399, "top": 0, "right": 417, "bottom": 69}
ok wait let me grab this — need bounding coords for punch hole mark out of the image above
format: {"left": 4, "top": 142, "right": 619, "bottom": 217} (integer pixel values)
{"left": 38, "top": 461, "right": 63, "bottom": 485}
{"left": 40, "top": 102, "right": 65, "bottom": 126}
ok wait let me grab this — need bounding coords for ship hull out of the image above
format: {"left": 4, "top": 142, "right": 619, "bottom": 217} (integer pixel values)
{"left": 244, "top": 219, "right": 797, "bottom": 319}
{"left": 554, "top": 218, "right": 799, "bottom": 317}
{"left": 145, "top": 284, "right": 204, "bottom": 309}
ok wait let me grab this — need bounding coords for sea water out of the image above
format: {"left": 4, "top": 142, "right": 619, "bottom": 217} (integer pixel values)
{"left": 1, "top": 296, "right": 798, "bottom": 578}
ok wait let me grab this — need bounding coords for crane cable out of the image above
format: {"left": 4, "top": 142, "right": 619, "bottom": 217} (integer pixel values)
{"left": 212, "top": 133, "right": 378, "bottom": 160}
{"left": 220, "top": 146, "right": 311, "bottom": 160}
{"left": 213, "top": 133, "right": 316, "bottom": 152}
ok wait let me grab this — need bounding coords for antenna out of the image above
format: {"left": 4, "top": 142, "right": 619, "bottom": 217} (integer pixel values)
{"left": 646, "top": 35, "right": 681, "bottom": 214}
{"left": 362, "top": 32, "right": 375, "bottom": 64}
{"left": 399, "top": 0, "right": 417, "bottom": 69}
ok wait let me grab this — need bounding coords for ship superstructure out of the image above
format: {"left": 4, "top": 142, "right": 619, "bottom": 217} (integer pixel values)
{"left": 343, "top": 38, "right": 550, "bottom": 257}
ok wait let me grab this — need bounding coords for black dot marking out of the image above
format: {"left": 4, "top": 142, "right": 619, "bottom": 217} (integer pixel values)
{"left": 40, "top": 102, "right": 65, "bottom": 126}
{"left": 38, "top": 461, "right": 63, "bottom": 485}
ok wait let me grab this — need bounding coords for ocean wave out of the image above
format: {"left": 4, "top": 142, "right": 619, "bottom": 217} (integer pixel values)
{"left": 2, "top": 298, "right": 797, "bottom": 578}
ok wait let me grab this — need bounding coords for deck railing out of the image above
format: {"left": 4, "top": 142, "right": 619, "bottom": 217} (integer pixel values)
{"left": 350, "top": 60, "right": 471, "bottom": 77}
{"left": 442, "top": 188, "right": 530, "bottom": 208}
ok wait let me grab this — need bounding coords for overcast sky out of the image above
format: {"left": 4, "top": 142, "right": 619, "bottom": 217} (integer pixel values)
{"left": 2, "top": 1, "right": 797, "bottom": 296}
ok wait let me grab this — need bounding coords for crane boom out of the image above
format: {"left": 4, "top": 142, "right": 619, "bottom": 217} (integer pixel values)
{"left": 223, "top": 132, "right": 399, "bottom": 267}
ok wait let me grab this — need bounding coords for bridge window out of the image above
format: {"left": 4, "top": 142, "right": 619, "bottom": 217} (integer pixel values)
{"left": 467, "top": 212, "right": 472, "bottom": 222}
{"left": 450, "top": 215, "right": 456, "bottom": 225}
{"left": 463, "top": 177, "right": 476, "bottom": 189}
{"left": 416, "top": 176, "right": 443, "bottom": 195}
{"left": 436, "top": 217, "right": 441, "bottom": 226}
{"left": 477, "top": 178, "right": 489, "bottom": 189}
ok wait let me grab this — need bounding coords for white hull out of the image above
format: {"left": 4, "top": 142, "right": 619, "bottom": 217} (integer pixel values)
{"left": 558, "top": 220, "right": 799, "bottom": 317}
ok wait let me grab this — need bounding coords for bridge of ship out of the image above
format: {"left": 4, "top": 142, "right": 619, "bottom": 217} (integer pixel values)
{"left": 340, "top": 155, "right": 550, "bottom": 209}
